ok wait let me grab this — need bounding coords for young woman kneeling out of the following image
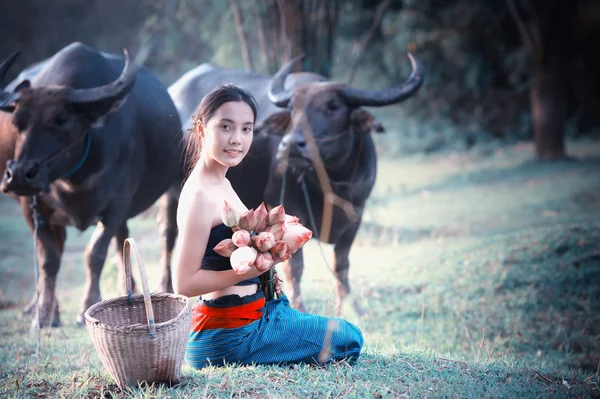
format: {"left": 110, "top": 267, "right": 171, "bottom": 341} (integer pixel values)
{"left": 172, "top": 84, "right": 364, "bottom": 369}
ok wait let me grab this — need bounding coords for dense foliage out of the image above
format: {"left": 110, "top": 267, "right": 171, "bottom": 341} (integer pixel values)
{"left": 1, "top": 0, "right": 598, "bottom": 154}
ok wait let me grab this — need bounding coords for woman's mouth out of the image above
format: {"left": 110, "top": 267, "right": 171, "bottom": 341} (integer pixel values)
{"left": 224, "top": 149, "right": 242, "bottom": 156}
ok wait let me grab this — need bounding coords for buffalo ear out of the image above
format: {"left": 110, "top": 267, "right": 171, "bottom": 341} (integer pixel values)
{"left": 255, "top": 111, "right": 292, "bottom": 136}
{"left": 13, "top": 79, "right": 30, "bottom": 92}
{"left": 350, "top": 108, "right": 385, "bottom": 134}
{"left": 0, "top": 80, "right": 30, "bottom": 113}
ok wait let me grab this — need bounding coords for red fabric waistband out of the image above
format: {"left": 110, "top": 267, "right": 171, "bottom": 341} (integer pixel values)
{"left": 191, "top": 297, "right": 265, "bottom": 332}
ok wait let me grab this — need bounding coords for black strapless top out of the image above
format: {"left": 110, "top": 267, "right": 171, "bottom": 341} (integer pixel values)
{"left": 202, "top": 223, "right": 260, "bottom": 286}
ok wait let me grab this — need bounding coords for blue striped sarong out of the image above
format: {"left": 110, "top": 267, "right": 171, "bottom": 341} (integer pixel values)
{"left": 185, "top": 295, "right": 364, "bottom": 369}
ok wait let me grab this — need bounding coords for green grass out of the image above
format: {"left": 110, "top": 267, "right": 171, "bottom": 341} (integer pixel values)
{"left": 0, "top": 139, "right": 599, "bottom": 398}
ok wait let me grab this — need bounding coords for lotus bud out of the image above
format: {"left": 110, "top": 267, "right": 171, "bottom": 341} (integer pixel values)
{"left": 238, "top": 209, "right": 257, "bottom": 231}
{"left": 255, "top": 231, "right": 275, "bottom": 252}
{"left": 267, "top": 204, "right": 286, "bottom": 226}
{"left": 265, "top": 221, "right": 285, "bottom": 240}
{"left": 222, "top": 200, "right": 241, "bottom": 227}
{"left": 269, "top": 241, "right": 288, "bottom": 260}
{"left": 255, "top": 202, "right": 269, "bottom": 232}
{"left": 254, "top": 251, "right": 273, "bottom": 272}
{"left": 213, "top": 238, "right": 237, "bottom": 257}
{"left": 281, "top": 223, "right": 312, "bottom": 253}
{"left": 230, "top": 246, "right": 257, "bottom": 274}
{"left": 285, "top": 214, "right": 300, "bottom": 225}
{"left": 232, "top": 230, "right": 251, "bottom": 247}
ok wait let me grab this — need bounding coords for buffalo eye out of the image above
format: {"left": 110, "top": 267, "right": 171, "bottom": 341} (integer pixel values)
{"left": 54, "top": 113, "right": 69, "bottom": 127}
{"left": 326, "top": 100, "right": 339, "bottom": 112}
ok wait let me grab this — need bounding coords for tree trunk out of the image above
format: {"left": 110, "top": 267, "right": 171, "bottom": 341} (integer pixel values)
{"left": 530, "top": 58, "right": 567, "bottom": 159}
{"left": 507, "top": 0, "right": 575, "bottom": 160}
{"left": 249, "top": 0, "right": 340, "bottom": 76}
{"left": 230, "top": 0, "right": 253, "bottom": 71}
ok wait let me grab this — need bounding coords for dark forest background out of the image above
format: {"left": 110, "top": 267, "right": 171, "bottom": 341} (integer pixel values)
{"left": 2, "top": 0, "right": 599, "bottom": 158}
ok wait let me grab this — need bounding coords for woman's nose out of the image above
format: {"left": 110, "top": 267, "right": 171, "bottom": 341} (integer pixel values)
{"left": 229, "top": 129, "right": 242, "bottom": 143}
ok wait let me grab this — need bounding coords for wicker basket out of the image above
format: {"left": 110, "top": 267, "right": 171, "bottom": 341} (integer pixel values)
{"left": 84, "top": 238, "right": 192, "bottom": 388}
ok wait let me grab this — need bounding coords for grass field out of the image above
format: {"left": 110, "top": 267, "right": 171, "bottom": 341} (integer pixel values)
{"left": 0, "top": 139, "right": 599, "bottom": 398}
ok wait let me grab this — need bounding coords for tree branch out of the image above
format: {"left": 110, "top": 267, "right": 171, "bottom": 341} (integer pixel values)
{"left": 347, "top": 0, "right": 391, "bottom": 84}
{"left": 255, "top": 6, "right": 271, "bottom": 73}
{"left": 506, "top": 0, "right": 536, "bottom": 55}
{"left": 506, "top": 0, "right": 545, "bottom": 65}
{"left": 230, "top": 0, "right": 253, "bottom": 71}
{"left": 521, "top": 0, "right": 543, "bottom": 56}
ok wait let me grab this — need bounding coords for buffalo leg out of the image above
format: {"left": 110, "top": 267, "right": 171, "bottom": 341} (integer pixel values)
{"left": 33, "top": 229, "right": 64, "bottom": 328}
{"left": 280, "top": 247, "right": 307, "bottom": 312}
{"left": 76, "top": 219, "right": 119, "bottom": 325}
{"left": 20, "top": 198, "right": 64, "bottom": 328}
{"left": 157, "top": 188, "right": 178, "bottom": 293}
{"left": 113, "top": 222, "right": 136, "bottom": 295}
{"left": 333, "top": 220, "right": 364, "bottom": 316}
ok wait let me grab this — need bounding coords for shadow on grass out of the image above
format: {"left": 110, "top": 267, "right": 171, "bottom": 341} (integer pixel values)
{"left": 495, "top": 226, "right": 600, "bottom": 372}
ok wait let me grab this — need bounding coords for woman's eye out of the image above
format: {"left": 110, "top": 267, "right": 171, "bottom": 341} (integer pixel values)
{"left": 243, "top": 127, "right": 252, "bottom": 133}
{"left": 221, "top": 124, "right": 231, "bottom": 130}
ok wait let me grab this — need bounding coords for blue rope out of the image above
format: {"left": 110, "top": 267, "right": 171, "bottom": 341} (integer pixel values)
{"left": 63, "top": 132, "right": 92, "bottom": 178}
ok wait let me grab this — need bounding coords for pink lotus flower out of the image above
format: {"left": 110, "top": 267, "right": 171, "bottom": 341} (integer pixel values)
{"left": 232, "top": 230, "right": 251, "bottom": 247}
{"left": 254, "top": 202, "right": 268, "bottom": 232}
{"left": 254, "top": 251, "right": 273, "bottom": 272}
{"left": 222, "top": 200, "right": 241, "bottom": 227}
{"left": 230, "top": 246, "right": 257, "bottom": 274}
{"left": 281, "top": 223, "right": 312, "bottom": 253}
{"left": 267, "top": 204, "right": 285, "bottom": 226}
{"left": 254, "top": 231, "right": 275, "bottom": 252}
{"left": 238, "top": 209, "right": 257, "bottom": 231}
{"left": 269, "top": 241, "right": 288, "bottom": 260}
{"left": 285, "top": 214, "right": 300, "bottom": 224}
{"left": 213, "top": 238, "right": 237, "bottom": 257}
{"left": 265, "top": 221, "right": 285, "bottom": 240}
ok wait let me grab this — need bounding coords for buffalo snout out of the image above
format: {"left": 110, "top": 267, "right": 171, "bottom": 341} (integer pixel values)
{"left": 1, "top": 160, "right": 49, "bottom": 195}
{"left": 276, "top": 134, "right": 312, "bottom": 171}
{"left": 289, "top": 134, "right": 310, "bottom": 160}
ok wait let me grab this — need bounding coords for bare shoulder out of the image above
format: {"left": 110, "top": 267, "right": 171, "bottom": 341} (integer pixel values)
{"left": 177, "top": 183, "right": 219, "bottom": 230}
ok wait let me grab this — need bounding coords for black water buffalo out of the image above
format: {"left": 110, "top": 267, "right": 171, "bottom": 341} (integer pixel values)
{"left": 168, "top": 65, "right": 329, "bottom": 212}
{"left": 168, "top": 54, "right": 423, "bottom": 313}
{"left": 0, "top": 42, "right": 183, "bottom": 328}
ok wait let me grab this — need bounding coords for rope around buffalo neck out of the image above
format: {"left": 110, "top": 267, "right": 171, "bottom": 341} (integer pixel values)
{"left": 298, "top": 173, "right": 340, "bottom": 282}
{"left": 62, "top": 131, "right": 92, "bottom": 178}
{"left": 38, "top": 130, "right": 91, "bottom": 178}
{"left": 298, "top": 172, "right": 361, "bottom": 318}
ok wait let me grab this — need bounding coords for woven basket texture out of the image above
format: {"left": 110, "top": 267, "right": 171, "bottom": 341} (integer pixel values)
{"left": 84, "top": 238, "right": 191, "bottom": 388}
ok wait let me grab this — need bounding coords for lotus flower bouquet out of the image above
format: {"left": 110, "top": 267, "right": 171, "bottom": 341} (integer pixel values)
{"left": 215, "top": 201, "right": 313, "bottom": 274}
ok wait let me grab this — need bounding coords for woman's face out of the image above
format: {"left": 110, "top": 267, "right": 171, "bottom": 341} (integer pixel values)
{"left": 199, "top": 101, "right": 254, "bottom": 168}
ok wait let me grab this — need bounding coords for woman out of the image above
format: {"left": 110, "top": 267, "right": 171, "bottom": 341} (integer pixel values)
{"left": 172, "top": 83, "right": 363, "bottom": 369}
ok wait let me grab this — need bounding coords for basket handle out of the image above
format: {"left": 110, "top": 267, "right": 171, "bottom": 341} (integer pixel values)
{"left": 123, "top": 238, "right": 157, "bottom": 338}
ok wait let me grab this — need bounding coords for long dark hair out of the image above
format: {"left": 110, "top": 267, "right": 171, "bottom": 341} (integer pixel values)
{"left": 185, "top": 83, "right": 258, "bottom": 175}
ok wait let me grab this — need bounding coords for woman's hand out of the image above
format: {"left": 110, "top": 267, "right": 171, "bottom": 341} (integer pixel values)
{"left": 274, "top": 272, "right": 284, "bottom": 294}
{"left": 271, "top": 253, "right": 291, "bottom": 267}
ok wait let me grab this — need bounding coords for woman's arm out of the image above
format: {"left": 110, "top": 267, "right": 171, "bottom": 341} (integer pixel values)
{"left": 172, "top": 191, "right": 263, "bottom": 298}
